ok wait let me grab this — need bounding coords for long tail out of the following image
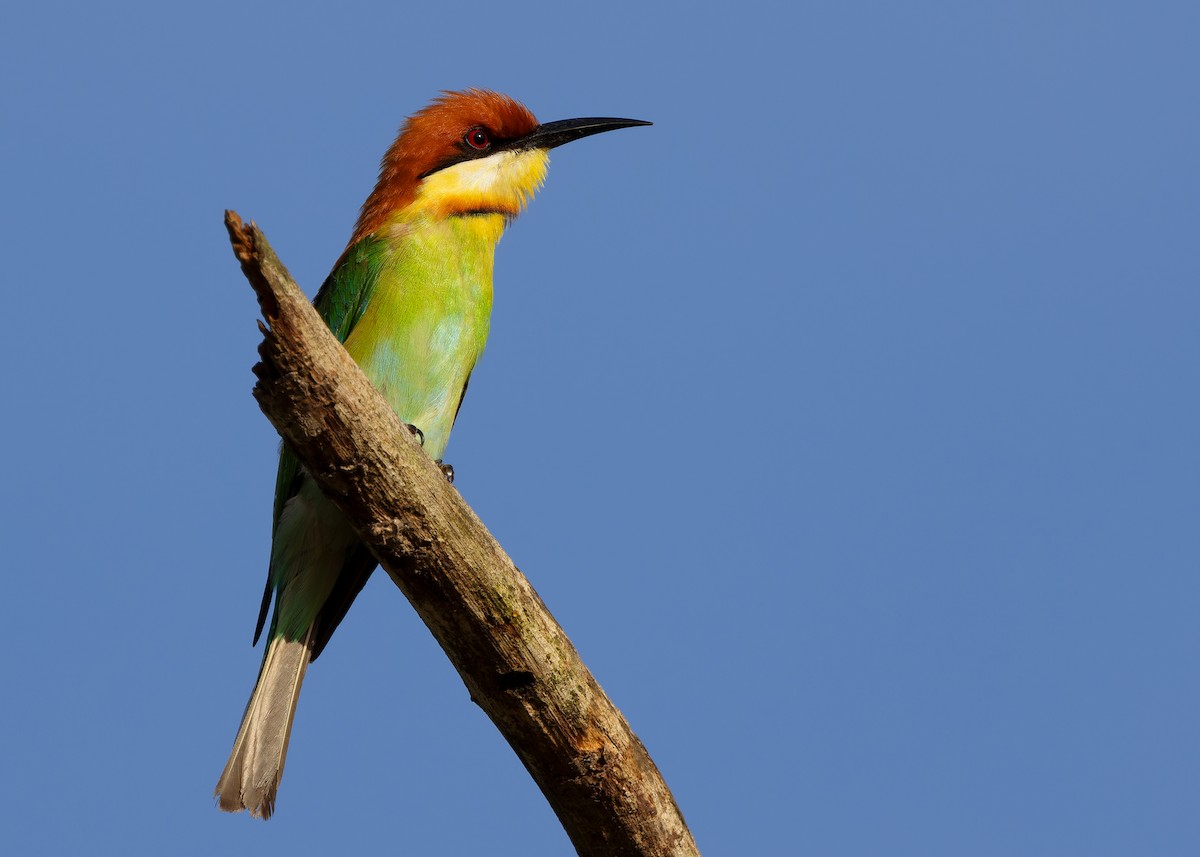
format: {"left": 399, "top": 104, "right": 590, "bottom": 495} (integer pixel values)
{"left": 214, "top": 628, "right": 314, "bottom": 819}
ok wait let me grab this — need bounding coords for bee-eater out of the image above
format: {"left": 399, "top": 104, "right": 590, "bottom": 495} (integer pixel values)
{"left": 215, "top": 89, "right": 650, "bottom": 819}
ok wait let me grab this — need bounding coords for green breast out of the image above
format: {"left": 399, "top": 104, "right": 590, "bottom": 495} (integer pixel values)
{"left": 340, "top": 217, "right": 498, "bottom": 459}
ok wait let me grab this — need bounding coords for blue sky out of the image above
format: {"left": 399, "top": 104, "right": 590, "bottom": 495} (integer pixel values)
{"left": 2, "top": 2, "right": 1197, "bottom": 854}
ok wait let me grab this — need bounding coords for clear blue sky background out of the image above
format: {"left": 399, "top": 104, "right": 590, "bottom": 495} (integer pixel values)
{"left": 2, "top": 2, "right": 1196, "bottom": 854}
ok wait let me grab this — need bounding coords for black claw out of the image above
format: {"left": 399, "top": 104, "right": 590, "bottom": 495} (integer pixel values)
{"left": 406, "top": 424, "right": 425, "bottom": 445}
{"left": 435, "top": 460, "right": 455, "bottom": 484}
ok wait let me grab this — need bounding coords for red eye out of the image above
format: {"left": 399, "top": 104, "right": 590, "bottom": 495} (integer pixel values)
{"left": 465, "top": 128, "right": 490, "bottom": 150}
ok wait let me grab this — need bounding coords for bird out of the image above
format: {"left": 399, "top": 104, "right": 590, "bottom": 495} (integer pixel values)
{"left": 215, "top": 89, "right": 650, "bottom": 819}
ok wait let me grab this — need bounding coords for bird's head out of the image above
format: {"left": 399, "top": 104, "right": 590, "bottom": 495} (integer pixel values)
{"left": 351, "top": 89, "right": 650, "bottom": 244}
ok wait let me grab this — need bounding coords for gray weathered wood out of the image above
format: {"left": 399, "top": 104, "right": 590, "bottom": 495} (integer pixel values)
{"left": 225, "top": 211, "right": 699, "bottom": 856}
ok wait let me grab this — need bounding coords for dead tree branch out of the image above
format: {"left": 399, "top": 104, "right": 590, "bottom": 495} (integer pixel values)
{"left": 225, "top": 211, "right": 698, "bottom": 857}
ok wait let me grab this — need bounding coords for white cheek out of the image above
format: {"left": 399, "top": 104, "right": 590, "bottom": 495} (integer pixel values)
{"left": 415, "top": 147, "right": 548, "bottom": 215}
{"left": 440, "top": 151, "right": 516, "bottom": 193}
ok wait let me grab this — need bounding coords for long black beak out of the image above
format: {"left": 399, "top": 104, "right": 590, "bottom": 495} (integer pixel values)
{"left": 517, "top": 117, "right": 652, "bottom": 150}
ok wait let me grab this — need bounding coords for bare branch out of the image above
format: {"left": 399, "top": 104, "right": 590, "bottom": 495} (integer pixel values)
{"left": 225, "top": 211, "right": 699, "bottom": 856}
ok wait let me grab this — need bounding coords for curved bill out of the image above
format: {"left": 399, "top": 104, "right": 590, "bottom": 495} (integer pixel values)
{"left": 517, "top": 117, "right": 653, "bottom": 150}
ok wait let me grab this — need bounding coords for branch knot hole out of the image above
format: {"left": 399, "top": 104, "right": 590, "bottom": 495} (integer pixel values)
{"left": 497, "top": 670, "right": 536, "bottom": 691}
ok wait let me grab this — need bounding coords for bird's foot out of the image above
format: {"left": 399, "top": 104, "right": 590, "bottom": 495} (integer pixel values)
{"left": 405, "top": 424, "right": 425, "bottom": 446}
{"left": 435, "top": 460, "right": 455, "bottom": 484}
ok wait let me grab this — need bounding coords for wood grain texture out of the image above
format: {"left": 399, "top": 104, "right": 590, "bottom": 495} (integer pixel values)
{"left": 225, "top": 211, "right": 699, "bottom": 856}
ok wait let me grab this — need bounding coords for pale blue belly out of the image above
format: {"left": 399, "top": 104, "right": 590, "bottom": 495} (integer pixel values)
{"left": 353, "top": 314, "right": 479, "bottom": 460}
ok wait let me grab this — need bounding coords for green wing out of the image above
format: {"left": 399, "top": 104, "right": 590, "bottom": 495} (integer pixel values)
{"left": 272, "top": 237, "right": 386, "bottom": 531}
{"left": 252, "top": 237, "right": 388, "bottom": 645}
{"left": 312, "top": 236, "right": 390, "bottom": 343}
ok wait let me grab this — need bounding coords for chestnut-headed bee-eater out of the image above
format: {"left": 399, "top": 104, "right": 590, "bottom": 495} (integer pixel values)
{"left": 215, "top": 90, "right": 650, "bottom": 818}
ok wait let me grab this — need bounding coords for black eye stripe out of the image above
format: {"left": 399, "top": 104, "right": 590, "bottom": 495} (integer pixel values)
{"left": 418, "top": 129, "right": 519, "bottom": 179}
